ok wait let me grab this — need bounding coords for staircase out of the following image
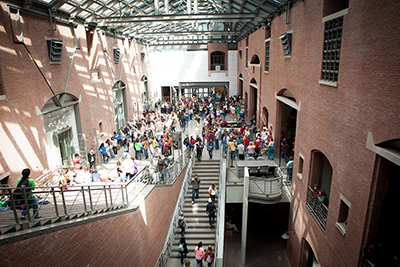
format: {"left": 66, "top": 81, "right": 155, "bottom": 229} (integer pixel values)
{"left": 171, "top": 159, "right": 220, "bottom": 258}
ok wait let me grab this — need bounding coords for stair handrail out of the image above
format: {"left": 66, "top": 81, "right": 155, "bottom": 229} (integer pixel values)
{"left": 214, "top": 147, "right": 226, "bottom": 267}
{"left": 154, "top": 148, "right": 196, "bottom": 267}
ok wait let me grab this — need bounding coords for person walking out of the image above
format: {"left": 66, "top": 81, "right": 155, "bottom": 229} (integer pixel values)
{"left": 178, "top": 236, "right": 189, "bottom": 266}
{"left": 204, "top": 245, "right": 215, "bottom": 267}
{"left": 267, "top": 142, "right": 275, "bottom": 160}
{"left": 207, "top": 139, "right": 214, "bottom": 159}
{"left": 194, "top": 241, "right": 205, "bottom": 267}
{"left": 191, "top": 174, "right": 201, "bottom": 205}
{"left": 286, "top": 156, "right": 294, "bottom": 181}
{"left": 208, "top": 183, "right": 218, "bottom": 202}
{"left": 87, "top": 148, "right": 96, "bottom": 171}
{"left": 16, "top": 168, "right": 41, "bottom": 219}
{"left": 228, "top": 138, "right": 236, "bottom": 167}
{"left": 196, "top": 139, "right": 204, "bottom": 161}
{"left": 178, "top": 212, "right": 188, "bottom": 236}
{"left": 134, "top": 139, "right": 142, "bottom": 160}
{"left": 98, "top": 143, "right": 109, "bottom": 164}
{"left": 157, "top": 156, "right": 167, "bottom": 182}
{"left": 206, "top": 198, "right": 218, "bottom": 227}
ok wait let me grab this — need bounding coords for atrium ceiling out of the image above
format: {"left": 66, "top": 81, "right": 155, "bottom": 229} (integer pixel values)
{"left": 2, "top": 0, "right": 301, "bottom": 45}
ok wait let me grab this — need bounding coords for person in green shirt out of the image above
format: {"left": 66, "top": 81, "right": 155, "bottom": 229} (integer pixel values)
{"left": 16, "top": 168, "right": 41, "bottom": 219}
{"left": 134, "top": 139, "right": 143, "bottom": 160}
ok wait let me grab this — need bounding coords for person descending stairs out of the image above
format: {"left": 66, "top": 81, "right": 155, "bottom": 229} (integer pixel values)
{"left": 171, "top": 159, "right": 220, "bottom": 265}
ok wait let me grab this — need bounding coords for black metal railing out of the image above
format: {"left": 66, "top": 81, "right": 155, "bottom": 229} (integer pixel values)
{"left": 305, "top": 186, "right": 328, "bottom": 233}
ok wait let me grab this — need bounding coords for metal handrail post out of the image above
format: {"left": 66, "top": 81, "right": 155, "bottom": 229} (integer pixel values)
{"left": 121, "top": 185, "right": 126, "bottom": 207}
{"left": 125, "top": 184, "right": 129, "bottom": 205}
{"left": 82, "top": 186, "right": 88, "bottom": 213}
{"left": 8, "top": 188, "right": 20, "bottom": 224}
{"left": 104, "top": 186, "right": 109, "bottom": 209}
{"left": 88, "top": 186, "right": 94, "bottom": 212}
{"left": 108, "top": 185, "right": 113, "bottom": 208}
{"left": 22, "top": 188, "right": 32, "bottom": 222}
{"left": 51, "top": 187, "right": 60, "bottom": 217}
{"left": 60, "top": 187, "right": 67, "bottom": 216}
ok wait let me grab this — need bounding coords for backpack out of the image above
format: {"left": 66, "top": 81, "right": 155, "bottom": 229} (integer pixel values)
{"left": 178, "top": 218, "right": 185, "bottom": 228}
{"left": 13, "top": 178, "right": 31, "bottom": 208}
{"left": 206, "top": 255, "right": 212, "bottom": 263}
{"left": 195, "top": 250, "right": 202, "bottom": 260}
{"left": 178, "top": 243, "right": 184, "bottom": 252}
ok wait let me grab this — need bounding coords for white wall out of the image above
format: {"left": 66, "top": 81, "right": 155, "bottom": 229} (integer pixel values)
{"left": 148, "top": 50, "right": 238, "bottom": 98}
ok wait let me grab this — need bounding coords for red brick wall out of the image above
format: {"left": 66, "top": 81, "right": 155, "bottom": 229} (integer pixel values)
{"left": 0, "top": 3, "right": 147, "bottom": 184}
{"left": 208, "top": 43, "right": 228, "bottom": 71}
{"left": 238, "top": 0, "right": 400, "bottom": 266}
{"left": 0, "top": 165, "right": 187, "bottom": 267}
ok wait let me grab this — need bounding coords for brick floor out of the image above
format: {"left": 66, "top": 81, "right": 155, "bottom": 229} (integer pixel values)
{"left": 224, "top": 203, "right": 291, "bottom": 267}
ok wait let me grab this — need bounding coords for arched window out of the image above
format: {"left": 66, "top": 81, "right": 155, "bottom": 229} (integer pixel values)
{"left": 211, "top": 51, "right": 225, "bottom": 70}
{"left": 250, "top": 54, "right": 260, "bottom": 65}
{"left": 306, "top": 151, "right": 333, "bottom": 232}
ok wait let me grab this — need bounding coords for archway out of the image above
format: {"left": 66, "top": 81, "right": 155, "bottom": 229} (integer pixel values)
{"left": 112, "top": 80, "right": 127, "bottom": 130}
{"left": 300, "top": 239, "right": 319, "bottom": 267}
{"left": 41, "top": 92, "right": 84, "bottom": 168}
{"left": 276, "top": 89, "right": 298, "bottom": 165}
{"left": 306, "top": 150, "right": 333, "bottom": 232}
{"left": 262, "top": 107, "right": 269, "bottom": 128}
{"left": 239, "top": 73, "right": 243, "bottom": 97}
{"left": 249, "top": 78, "right": 258, "bottom": 120}
{"left": 244, "top": 92, "right": 248, "bottom": 116}
{"left": 363, "top": 138, "right": 400, "bottom": 265}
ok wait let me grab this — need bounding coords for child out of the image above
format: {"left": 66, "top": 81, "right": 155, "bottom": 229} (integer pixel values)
{"left": 247, "top": 141, "right": 255, "bottom": 159}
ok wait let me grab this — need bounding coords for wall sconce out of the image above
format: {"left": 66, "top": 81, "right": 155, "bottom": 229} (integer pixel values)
{"left": 281, "top": 231, "right": 296, "bottom": 240}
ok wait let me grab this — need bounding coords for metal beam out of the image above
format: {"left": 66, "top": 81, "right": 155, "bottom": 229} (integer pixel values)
{"left": 135, "top": 30, "right": 240, "bottom": 35}
{"left": 99, "top": 13, "right": 261, "bottom": 24}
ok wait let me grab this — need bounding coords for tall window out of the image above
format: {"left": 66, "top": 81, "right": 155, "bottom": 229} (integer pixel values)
{"left": 321, "top": 16, "right": 343, "bottom": 83}
{"left": 265, "top": 41, "right": 270, "bottom": 72}
{"left": 245, "top": 48, "right": 248, "bottom": 69}
{"left": 238, "top": 50, "right": 242, "bottom": 60}
{"left": 211, "top": 51, "right": 225, "bottom": 70}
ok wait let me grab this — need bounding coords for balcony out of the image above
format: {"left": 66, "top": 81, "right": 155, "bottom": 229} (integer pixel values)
{"left": 306, "top": 186, "right": 328, "bottom": 233}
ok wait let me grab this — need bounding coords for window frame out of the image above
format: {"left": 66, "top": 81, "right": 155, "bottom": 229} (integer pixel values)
{"left": 264, "top": 38, "right": 271, "bottom": 73}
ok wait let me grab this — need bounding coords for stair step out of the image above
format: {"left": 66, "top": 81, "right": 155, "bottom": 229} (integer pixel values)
{"left": 174, "top": 233, "right": 215, "bottom": 239}
{"left": 173, "top": 238, "right": 214, "bottom": 247}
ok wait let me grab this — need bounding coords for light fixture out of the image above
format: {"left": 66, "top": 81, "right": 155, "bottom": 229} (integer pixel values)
{"left": 281, "top": 231, "right": 296, "bottom": 240}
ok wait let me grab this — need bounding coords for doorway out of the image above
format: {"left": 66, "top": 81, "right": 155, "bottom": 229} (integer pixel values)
{"left": 262, "top": 107, "right": 269, "bottom": 128}
{"left": 58, "top": 128, "right": 73, "bottom": 166}
{"left": 277, "top": 89, "right": 298, "bottom": 164}
{"left": 301, "top": 239, "right": 319, "bottom": 267}
{"left": 112, "top": 80, "right": 127, "bottom": 130}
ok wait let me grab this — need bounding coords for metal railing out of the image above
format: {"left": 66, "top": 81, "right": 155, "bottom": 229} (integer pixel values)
{"left": 0, "top": 166, "right": 150, "bottom": 236}
{"left": 155, "top": 148, "right": 196, "bottom": 267}
{"left": 361, "top": 256, "right": 375, "bottom": 267}
{"left": 305, "top": 186, "right": 328, "bottom": 233}
{"left": 215, "top": 147, "right": 226, "bottom": 267}
{"left": 151, "top": 147, "right": 192, "bottom": 186}
{"left": 248, "top": 176, "right": 282, "bottom": 201}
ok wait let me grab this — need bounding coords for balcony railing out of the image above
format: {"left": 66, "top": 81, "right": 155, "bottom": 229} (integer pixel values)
{"left": 249, "top": 176, "right": 282, "bottom": 201}
{"left": 0, "top": 167, "right": 150, "bottom": 238}
{"left": 305, "top": 186, "right": 328, "bottom": 233}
